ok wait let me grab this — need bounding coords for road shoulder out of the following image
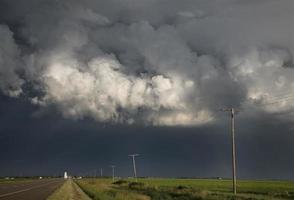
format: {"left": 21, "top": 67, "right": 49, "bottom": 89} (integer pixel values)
{"left": 47, "top": 179, "right": 91, "bottom": 200}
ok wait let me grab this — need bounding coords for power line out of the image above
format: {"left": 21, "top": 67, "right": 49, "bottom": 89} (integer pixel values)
{"left": 251, "top": 95, "right": 294, "bottom": 107}
{"left": 222, "top": 93, "right": 294, "bottom": 112}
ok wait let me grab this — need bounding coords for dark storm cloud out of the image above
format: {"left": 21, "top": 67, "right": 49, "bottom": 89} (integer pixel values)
{"left": 1, "top": 93, "right": 294, "bottom": 179}
{"left": 0, "top": 0, "right": 294, "bottom": 125}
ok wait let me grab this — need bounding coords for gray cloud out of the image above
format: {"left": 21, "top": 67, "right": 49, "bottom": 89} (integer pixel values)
{"left": 0, "top": 0, "right": 294, "bottom": 125}
{"left": 0, "top": 25, "right": 23, "bottom": 97}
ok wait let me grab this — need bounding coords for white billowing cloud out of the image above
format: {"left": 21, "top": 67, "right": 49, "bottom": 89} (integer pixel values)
{"left": 36, "top": 54, "right": 207, "bottom": 125}
{"left": 0, "top": 25, "right": 24, "bottom": 97}
{"left": 151, "top": 110, "right": 213, "bottom": 126}
{"left": 21, "top": 14, "right": 215, "bottom": 126}
{"left": 229, "top": 47, "right": 294, "bottom": 113}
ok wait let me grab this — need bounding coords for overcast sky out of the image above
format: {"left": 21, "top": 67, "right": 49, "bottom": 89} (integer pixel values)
{"left": 0, "top": 0, "right": 294, "bottom": 179}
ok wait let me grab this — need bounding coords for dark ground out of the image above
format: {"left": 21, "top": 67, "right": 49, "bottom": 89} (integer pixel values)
{"left": 0, "top": 179, "right": 64, "bottom": 200}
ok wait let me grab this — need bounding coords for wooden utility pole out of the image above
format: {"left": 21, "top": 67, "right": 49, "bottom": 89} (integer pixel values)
{"left": 222, "top": 108, "right": 237, "bottom": 195}
{"left": 230, "top": 108, "right": 237, "bottom": 195}
{"left": 129, "top": 154, "right": 139, "bottom": 182}
{"left": 110, "top": 165, "right": 115, "bottom": 182}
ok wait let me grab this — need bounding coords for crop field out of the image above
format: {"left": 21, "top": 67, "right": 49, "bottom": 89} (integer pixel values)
{"left": 76, "top": 178, "right": 294, "bottom": 200}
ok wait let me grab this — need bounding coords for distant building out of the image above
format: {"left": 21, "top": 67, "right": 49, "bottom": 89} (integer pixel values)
{"left": 64, "top": 171, "right": 68, "bottom": 179}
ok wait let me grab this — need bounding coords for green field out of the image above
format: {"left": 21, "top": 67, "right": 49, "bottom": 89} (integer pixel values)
{"left": 76, "top": 178, "right": 294, "bottom": 200}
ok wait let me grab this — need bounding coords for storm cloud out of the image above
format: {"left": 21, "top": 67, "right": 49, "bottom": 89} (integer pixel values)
{"left": 2, "top": 0, "right": 294, "bottom": 180}
{"left": 0, "top": 0, "right": 294, "bottom": 125}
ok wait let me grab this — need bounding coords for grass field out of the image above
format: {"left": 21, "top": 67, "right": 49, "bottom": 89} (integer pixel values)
{"left": 76, "top": 178, "right": 294, "bottom": 200}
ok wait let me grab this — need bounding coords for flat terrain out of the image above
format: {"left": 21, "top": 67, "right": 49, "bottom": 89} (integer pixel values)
{"left": 77, "top": 178, "right": 294, "bottom": 200}
{"left": 0, "top": 179, "right": 64, "bottom": 200}
{"left": 2, "top": 178, "right": 293, "bottom": 199}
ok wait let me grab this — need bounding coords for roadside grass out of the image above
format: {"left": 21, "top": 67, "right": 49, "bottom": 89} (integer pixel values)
{"left": 76, "top": 179, "right": 150, "bottom": 200}
{"left": 77, "top": 178, "right": 294, "bottom": 200}
{"left": 47, "top": 179, "right": 91, "bottom": 200}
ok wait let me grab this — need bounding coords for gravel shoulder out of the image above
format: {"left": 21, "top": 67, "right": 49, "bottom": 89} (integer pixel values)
{"left": 47, "top": 179, "right": 91, "bottom": 200}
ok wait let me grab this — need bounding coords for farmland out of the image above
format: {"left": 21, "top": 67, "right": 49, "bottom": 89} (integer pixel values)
{"left": 76, "top": 178, "right": 294, "bottom": 200}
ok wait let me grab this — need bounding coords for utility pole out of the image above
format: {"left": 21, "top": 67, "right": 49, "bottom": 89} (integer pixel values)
{"left": 128, "top": 154, "right": 139, "bottom": 182}
{"left": 100, "top": 168, "right": 103, "bottom": 177}
{"left": 222, "top": 108, "right": 237, "bottom": 195}
{"left": 110, "top": 165, "right": 115, "bottom": 182}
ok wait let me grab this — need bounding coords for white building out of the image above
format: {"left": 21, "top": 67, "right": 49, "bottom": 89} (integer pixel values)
{"left": 64, "top": 171, "right": 68, "bottom": 179}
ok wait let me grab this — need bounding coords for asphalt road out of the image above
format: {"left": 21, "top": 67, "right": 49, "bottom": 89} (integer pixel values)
{"left": 0, "top": 179, "right": 64, "bottom": 200}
